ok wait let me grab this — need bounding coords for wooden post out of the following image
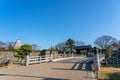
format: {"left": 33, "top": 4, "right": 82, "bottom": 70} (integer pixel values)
{"left": 25, "top": 55, "right": 29, "bottom": 66}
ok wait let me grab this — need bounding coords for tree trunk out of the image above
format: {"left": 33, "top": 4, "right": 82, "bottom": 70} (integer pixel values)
{"left": 105, "top": 56, "right": 109, "bottom": 66}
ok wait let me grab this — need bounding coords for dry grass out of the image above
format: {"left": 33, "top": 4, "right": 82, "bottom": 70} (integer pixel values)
{"left": 0, "top": 64, "right": 22, "bottom": 69}
{"left": 98, "top": 67, "right": 120, "bottom": 80}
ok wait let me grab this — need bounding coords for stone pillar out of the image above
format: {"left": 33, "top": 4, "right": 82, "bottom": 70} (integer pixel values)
{"left": 93, "top": 47, "right": 100, "bottom": 79}
{"left": 25, "top": 55, "right": 29, "bottom": 66}
{"left": 50, "top": 54, "right": 53, "bottom": 61}
{"left": 94, "top": 53, "right": 100, "bottom": 79}
{"left": 97, "top": 53, "right": 100, "bottom": 71}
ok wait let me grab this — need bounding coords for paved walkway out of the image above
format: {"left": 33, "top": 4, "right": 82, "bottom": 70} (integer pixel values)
{"left": 0, "top": 58, "right": 94, "bottom": 80}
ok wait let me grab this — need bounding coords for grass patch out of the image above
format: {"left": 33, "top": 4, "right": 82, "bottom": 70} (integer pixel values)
{"left": 98, "top": 67, "right": 120, "bottom": 80}
{"left": 109, "top": 72, "right": 120, "bottom": 80}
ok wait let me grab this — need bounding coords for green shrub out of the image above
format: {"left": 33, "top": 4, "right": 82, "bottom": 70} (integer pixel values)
{"left": 14, "top": 44, "right": 32, "bottom": 59}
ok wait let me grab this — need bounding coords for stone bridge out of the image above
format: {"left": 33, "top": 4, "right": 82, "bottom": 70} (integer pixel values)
{"left": 0, "top": 57, "right": 95, "bottom": 80}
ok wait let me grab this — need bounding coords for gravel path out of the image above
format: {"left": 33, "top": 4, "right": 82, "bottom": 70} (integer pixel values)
{"left": 0, "top": 58, "right": 94, "bottom": 80}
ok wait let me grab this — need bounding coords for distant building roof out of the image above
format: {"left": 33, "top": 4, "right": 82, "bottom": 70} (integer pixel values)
{"left": 74, "top": 45, "right": 92, "bottom": 50}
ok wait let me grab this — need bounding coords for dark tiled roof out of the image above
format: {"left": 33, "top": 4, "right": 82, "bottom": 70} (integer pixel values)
{"left": 74, "top": 45, "right": 92, "bottom": 50}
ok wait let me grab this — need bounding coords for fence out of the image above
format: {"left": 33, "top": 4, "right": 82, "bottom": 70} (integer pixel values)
{"left": 26, "top": 54, "right": 84, "bottom": 66}
{"left": 28, "top": 55, "right": 51, "bottom": 64}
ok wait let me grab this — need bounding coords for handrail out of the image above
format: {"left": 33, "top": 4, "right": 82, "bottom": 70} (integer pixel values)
{"left": 26, "top": 54, "right": 83, "bottom": 65}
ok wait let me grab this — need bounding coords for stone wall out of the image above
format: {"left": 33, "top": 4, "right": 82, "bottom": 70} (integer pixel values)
{"left": 0, "top": 51, "right": 17, "bottom": 59}
{"left": 0, "top": 51, "right": 40, "bottom": 66}
{"left": 0, "top": 50, "right": 58, "bottom": 66}
{"left": 30, "top": 51, "right": 41, "bottom": 56}
{"left": 0, "top": 51, "right": 17, "bottom": 66}
{"left": 0, "top": 51, "right": 41, "bottom": 58}
{"left": 40, "top": 50, "right": 58, "bottom": 55}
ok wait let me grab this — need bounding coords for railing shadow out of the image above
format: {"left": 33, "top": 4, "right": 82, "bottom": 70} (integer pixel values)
{"left": 43, "top": 78, "right": 70, "bottom": 80}
{"left": 0, "top": 74, "right": 69, "bottom": 80}
{"left": 52, "top": 59, "right": 93, "bottom": 71}
{"left": 85, "top": 61, "right": 93, "bottom": 71}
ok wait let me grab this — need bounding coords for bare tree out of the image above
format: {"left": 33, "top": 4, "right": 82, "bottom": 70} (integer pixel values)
{"left": 31, "top": 44, "right": 40, "bottom": 50}
{"left": 8, "top": 42, "right": 15, "bottom": 50}
{"left": 111, "top": 40, "right": 120, "bottom": 50}
{"left": 55, "top": 42, "right": 66, "bottom": 52}
{"left": 94, "top": 35, "right": 117, "bottom": 49}
{"left": 75, "top": 41, "right": 85, "bottom": 46}
{"left": 117, "top": 40, "right": 120, "bottom": 49}
{"left": 0, "top": 41, "right": 6, "bottom": 49}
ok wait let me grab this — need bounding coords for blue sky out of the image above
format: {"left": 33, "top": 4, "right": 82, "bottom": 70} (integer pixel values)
{"left": 0, "top": 0, "right": 120, "bottom": 49}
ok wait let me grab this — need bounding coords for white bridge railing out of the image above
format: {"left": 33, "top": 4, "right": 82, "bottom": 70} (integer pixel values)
{"left": 29, "top": 55, "right": 51, "bottom": 64}
{"left": 26, "top": 54, "right": 84, "bottom": 66}
{"left": 93, "top": 53, "right": 105, "bottom": 79}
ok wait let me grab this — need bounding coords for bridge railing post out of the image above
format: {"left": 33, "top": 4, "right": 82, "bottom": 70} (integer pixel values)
{"left": 50, "top": 54, "right": 53, "bottom": 61}
{"left": 25, "top": 55, "right": 29, "bottom": 66}
{"left": 93, "top": 53, "right": 100, "bottom": 79}
{"left": 39, "top": 56, "right": 41, "bottom": 64}
{"left": 97, "top": 53, "right": 100, "bottom": 71}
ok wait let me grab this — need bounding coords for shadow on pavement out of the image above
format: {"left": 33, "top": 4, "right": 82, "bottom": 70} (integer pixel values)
{"left": 52, "top": 68, "right": 71, "bottom": 70}
{"left": 0, "top": 74, "right": 69, "bottom": 80}
{"left": 71, "top": 59, "right": 86, "bottom": 70}
{"left": 55, "top": 58, "right": 89, "bottom": 64}
{"left": 74, "top": 59, "right": 93, "bottom": 71}
{"left": 85, "top": 61, "right": 93, "bottom": 71}
{"left": 52, "top": 59, "right": 93, "bottom": 71}
{"left": 43, "top": 78, "right": 70, "bottom": 80}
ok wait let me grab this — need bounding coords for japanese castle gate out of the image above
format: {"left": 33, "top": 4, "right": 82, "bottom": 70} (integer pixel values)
{"left": 74, "top": 45, "right": 93, "bottom": 56}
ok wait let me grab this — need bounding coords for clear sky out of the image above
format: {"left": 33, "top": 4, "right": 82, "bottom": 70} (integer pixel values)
{"left": 0, "top": 0, "right": 120, "bottom": 49}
